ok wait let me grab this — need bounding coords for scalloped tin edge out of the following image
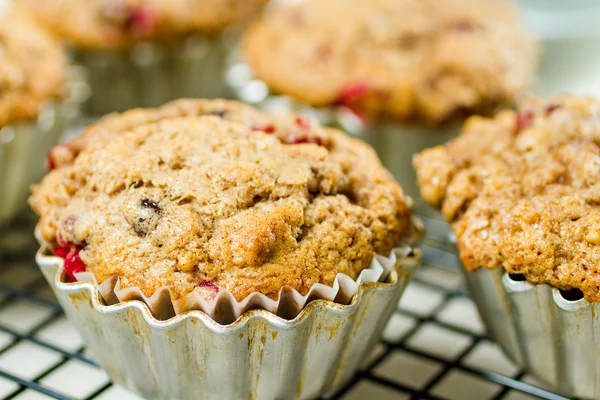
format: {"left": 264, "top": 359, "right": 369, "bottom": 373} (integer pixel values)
{"left": 36, "top": 245, "right": 421, "bottom": 330}
{"left": 36, "top": 245, "right": 420, "bottom": 400}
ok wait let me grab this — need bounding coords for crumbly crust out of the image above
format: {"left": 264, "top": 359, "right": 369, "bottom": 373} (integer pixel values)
{"left": 18, "top": 0, "right": 268, "bottom": 51}
{"left": 414, "top": 96, "right": 600, "bottom": 301}
{"left": 0, "top": 13, "right": 67, "bottom": 126}
{"left": 243, "top": 0, "right": 537, "bottom": 124}
{"left": 31, "top": 99, "right": 412, "bottom": 302}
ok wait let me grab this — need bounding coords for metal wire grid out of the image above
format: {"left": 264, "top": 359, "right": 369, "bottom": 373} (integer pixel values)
{"left": 0, "top": 215, "right": 575, "bottom": 400}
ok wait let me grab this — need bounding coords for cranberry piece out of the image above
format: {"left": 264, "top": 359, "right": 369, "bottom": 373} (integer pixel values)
{"left": 295, "top": 117, "right": 311, "bottom": 130}
{"left": 285, "top": 136, "right": 322, "bottom": 146}
{"left": 252, "top": 124, "right": 276, "bottom": 134}
{"left": 199, "top": 280, "right": 217, "bottom": 288}
{"left": 141, "top": 199, "right": 161, "bottom": 213}
{"left": 126, "top": 5, "right": 157, "bottom": 36}
{"left": 46, "top": 154, "right": 57, "bottom": 171}
{"left": 336, "top": 81, "right": 371, "bottom": 107}
{"left": 513, "top": 109, "right": 534, "bottom": 135}
{"left": 198, "top": 280, "right": 219, "bottom": 294}
{"left": 54, "top": 246, "right": 70, "bottom": 259}
{"left": 64, "top": 248, "right": 86, "bottom": 281}
{"left": 46, "top": 144, "right": 69, "bottom": 171}
{"left": 544, "top": 103, "right": 562, "bottom": 116}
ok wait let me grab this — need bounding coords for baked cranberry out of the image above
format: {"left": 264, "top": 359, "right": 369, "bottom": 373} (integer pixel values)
{"left": 335, "top": 81, "right": 372, "bottom": 120}
{"left": 252, "top": 124, "right": 276, "bottom": 134}
{"left": 64, "top": 248, "right": 86, "bottom": 281}
{"left": 46, "top": 154, "right": 57, "bottom": 171}
{"left": 544, "top": 103, "right": 562, "bottom": 116}
{"left": 55, "top": 232, "right": 86, "bottom": 281}
{"left": 125, "top": 5, "right": 157, "bottom": 36}
{"left": 54, "top": 246, "right": 70, "bottom": 259}
{"left": 46, "top": 144, "right": 68, "bottom": 171}
{"left": 336, "top": 81, "right": 371, "bottom": 107}
{"left": 285, "top": 136, "right": 322, "bottom": 146}
{"left": 513, "top": 109, "right": 534, "bottom": 135}
{"left": 199, "top": 280, "right": 219, "bottom": 293}
{"left": 295, "top": 116, "right": 311, "bottom": 130}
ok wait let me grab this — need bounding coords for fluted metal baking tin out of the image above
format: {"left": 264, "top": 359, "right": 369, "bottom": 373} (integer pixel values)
{"left": 0, "top": 102, "right": 75, "bottom": 229}
{"left": 228, "top": 64, "right": 459, "bottom": 208}
{"left": 464, "top": 267, "right": 599, "bottom": 399}
{"left": 36, "top": 246, "right": 420, "bottom": 400}
{"left": 78, "top": 34, "right": 236, "bottom": 117}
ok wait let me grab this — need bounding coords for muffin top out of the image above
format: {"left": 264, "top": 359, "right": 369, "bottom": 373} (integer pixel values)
{"left": 414, "top": 96, "right": 600, "bottom": 301}
{"left": 0, "top": 13, "right": 67, "bottom": 127}
{"left": 31, "top": 99, "right": 412, "bottom": 302}
{"left": 243, "top": 0, "right": 537, "bottom": 125}
{"left": 19, "top": 0, "right": 268, "bottom": 51}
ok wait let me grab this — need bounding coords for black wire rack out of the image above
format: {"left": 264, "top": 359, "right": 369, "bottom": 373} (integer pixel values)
{"left": 0, "top": 213, "right": 575, "bottom": 400}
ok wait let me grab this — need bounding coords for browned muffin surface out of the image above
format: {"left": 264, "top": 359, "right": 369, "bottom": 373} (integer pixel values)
{"left": 243, "top": 0, "right": 537, "bottom": 124}
{"left": 31, "top": 99, "right": 412, "bottom": 302}
{"left": 18, "top": 0, "right": 268, "bottom": 50}
{"left": 415, "top": 96, "right": 600, "bottom": 301}
{"left": 0, "top": 13, "right": 67, "bottom": 126}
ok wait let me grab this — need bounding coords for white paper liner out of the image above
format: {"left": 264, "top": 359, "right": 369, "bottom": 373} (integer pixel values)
{"left": 70, "top": 246, "right": 412, "bottom": 324}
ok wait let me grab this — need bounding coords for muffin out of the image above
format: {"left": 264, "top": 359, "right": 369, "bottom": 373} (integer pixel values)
{"left": 32, "top": 99, "right": 420, "bottom": 399}
{"left": 235, "top": 0, "right": 538, "bottom": 209}
{"left": 19, "top": 0, "right": 269, "bottom": 116}
{"left": 414, "top": 95, "right": 600, "bottom": 399}
{"left": 0, "top": 12, "right": 75, "bottom": 229}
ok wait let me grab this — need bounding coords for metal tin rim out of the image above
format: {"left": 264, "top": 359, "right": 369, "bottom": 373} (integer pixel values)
{"left": 36, "top": 246, "right": 421, "bottom": 332}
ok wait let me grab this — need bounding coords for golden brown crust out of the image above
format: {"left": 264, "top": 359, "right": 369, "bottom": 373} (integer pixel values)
{"left": 31, "top": 99, "right": 412, "bottom": 302}
{"left": 414, "top": 96, "right": 600, "bottom": 302}
{"left": 0, "top": 12, "right": 67, "bottom": 126}
{"left": 18, "top": 0, "right": 268, "bottom": 51}
{"left": 242, "top": 0, "right": 537, "bottom": 124}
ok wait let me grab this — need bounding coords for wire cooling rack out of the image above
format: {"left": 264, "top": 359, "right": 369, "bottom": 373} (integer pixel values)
{"left": 0, "top": 213, "right": 575, "bottom": 400}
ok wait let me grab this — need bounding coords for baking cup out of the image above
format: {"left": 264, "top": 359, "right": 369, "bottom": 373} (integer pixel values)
{"left": 0, "top": 73, "right": 83, "bottom": 230}
{"left": 464, "top": 266, "right": 598, "bottom": 399}
{"left": 36, "top": 243, "right": 420, "bottom": 400}
{"left": 77, "top": 33, "right": 237, "bottom": 116}
{"left": 227, "top": 64, "right": 460, "bottom": 212}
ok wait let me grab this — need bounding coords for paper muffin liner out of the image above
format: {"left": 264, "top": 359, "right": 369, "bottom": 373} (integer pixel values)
{"left": 36, "top": 242, "right": 420, "bottom": 400}
{"left": 228, "top": 63, "right": 460, "bottom": 211}
{"left": 76, "top": 33, "right": 237, "bottom": 117}
{"left": 463, "top": 266, "right": 599, "bottom": 399}
{"left": 0, "top": 72, "right": 83, "bottom": 230}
